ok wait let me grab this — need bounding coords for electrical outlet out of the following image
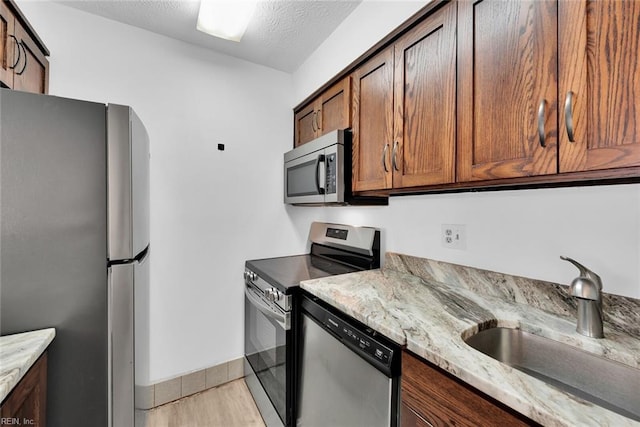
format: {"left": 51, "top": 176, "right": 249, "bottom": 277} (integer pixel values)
{"left": 441, "top": 224, "right": 466, "bottom": 249}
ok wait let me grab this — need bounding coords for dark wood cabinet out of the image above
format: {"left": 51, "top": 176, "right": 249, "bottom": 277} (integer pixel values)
{"left": 294, "top": 0, "right": 640, "bottom": 195}
{"left": 1, "top": 352, "right": 48, "bottom": 427}
{"left": 558, "top": 0, "right": 640, "bottom": 172}
{"left": 353, "top": 2, "right": 456, "bottom": 192}
{"left": 294, "top": 103, "right": 317, "bottom": 147}
{"left": 458, "top": 0, "right": 640, "bottom": 181}
{"left": 294, "top": 76, "right": 351, "bottom": 147}
{"left": 0, "top": 0, "right": 17, "bottom": 86}
{"left": 393, "top": 2, "right": 456, "bottom": 188}
{"left": 401, "top": 401, "right": 432, "bottom": 427}
{"left": 352, "top": 47, "right": 394, "bottom": 192}
{"left": 0, "top": 0, "right": 49, "bottom": 94}
{"left": 457, "top": 0, "right": 558, "bottom": 182}
{"left": 401, "top": 350, "right": 535, "bottom": 427}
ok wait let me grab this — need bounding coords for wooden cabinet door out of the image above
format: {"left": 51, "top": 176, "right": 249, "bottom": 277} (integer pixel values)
{"left": 559, "top": 0, "right": 640, "bottom": 172}
{"left": 0, "top": 352, "right": 47, "bottom": 426}
{"left": 352, "top": 47, "right": 394, "bottom": 191}
{"left": 457, "top": 0, "right": 558, "bottom": 182}
{"left": 401, "top": 401, "right": 433, "bottom": 427}
{"left": 294, "top": 102, "right": 318, "bottom": 147}
{"left": 0, "top": 2, "right": 16, "bottom": 88}
{"left": 12, "top": 22, "right": 49, "bottom": 94}
{"left": 294, "top": 77, "right": 351, "bottom": 148}
{"left": 393, "top": 2, "right": 456, "bottom": 188}
{"left": 317, "top": 76, "right": 351, "bottom": 137}
{"left": 401, "top": 351, "right": 532, "bottom": 427}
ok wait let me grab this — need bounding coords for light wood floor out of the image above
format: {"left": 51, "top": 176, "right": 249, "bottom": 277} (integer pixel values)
{"left": 136, "top": 379, "right": 266, "bottom": 427}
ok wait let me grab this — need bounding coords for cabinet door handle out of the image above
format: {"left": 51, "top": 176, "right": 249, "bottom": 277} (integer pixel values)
{"left": 316, "top": 109, "right": 322, "bottom": 131}
{"left": 311, "top": 111, "right": 317, "bottom": 132}
{"left": 16, "top": 42, "right": 28, "bottom": 76}
{"left": 564, "top": 91, "right": 576, "bottom": 143}
{"left": 538, "top": 99, "right": 547, "bottom": 148}
{"left": 381, "top": 143, "right": 389, "bottom": 172}
{"left": 9, "top": 35, "right": 21, "bottom": 69}
{"left": 392, "top": 141, "right": 400, "bottom": 171}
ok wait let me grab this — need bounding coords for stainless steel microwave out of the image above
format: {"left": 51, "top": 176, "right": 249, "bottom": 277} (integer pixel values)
{"left": 283, "top": 130, "right": 387, "bottom": 206}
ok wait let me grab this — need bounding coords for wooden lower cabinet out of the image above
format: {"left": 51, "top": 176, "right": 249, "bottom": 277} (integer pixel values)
{"left": 401, "top": 401, "right": 433, "bottom": 427}
{"left": 401, "top": 350, "right": 536, "bottom": 427}
{"left": 0, "top": 352, "right": 48, "bottom": 427}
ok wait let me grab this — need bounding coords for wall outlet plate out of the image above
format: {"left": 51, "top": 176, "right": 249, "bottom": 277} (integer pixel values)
{"left": 442, "top": 224, "right": 466, "bottom": 250}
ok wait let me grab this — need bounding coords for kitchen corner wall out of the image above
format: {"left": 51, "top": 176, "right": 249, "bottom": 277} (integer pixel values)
{"left": 16, "top": 0, "right": 312, "bottom": 385}
{"left": 290, "top": 0, "right": 640, "bottom": 299}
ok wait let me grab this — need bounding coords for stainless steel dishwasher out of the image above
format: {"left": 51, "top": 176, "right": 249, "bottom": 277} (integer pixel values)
{"left": 296, "top": 293, "right": 400, "bottom": 427}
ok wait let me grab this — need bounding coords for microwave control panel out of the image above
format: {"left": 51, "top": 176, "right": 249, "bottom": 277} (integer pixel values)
{"left": 326, "top": 153, "right": 337, "bottom": 194}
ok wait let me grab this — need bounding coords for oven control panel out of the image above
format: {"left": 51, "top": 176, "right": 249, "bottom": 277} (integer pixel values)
{"left": 244, "top": 269, "right": 291, "bottom": 311}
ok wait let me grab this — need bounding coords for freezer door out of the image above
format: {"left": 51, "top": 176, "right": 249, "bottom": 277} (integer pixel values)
{"left": 109, "top": 249, "right": 148, "bottom": 427}
{"left": 107, "top": 104, "right": 150, "bottom": 261}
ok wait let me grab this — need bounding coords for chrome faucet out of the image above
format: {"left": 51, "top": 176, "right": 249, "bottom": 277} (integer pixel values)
{"left": 560, "top": 256, "right": 604, "bottom": 338}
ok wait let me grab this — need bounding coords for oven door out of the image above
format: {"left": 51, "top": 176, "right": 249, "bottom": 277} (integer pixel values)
{"left": 244, "top": 282, "right": 290, "bottom": 426}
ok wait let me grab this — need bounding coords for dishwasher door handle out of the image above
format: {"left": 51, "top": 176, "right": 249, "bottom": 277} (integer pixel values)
{"left": 245, "top": 285, "right": 290, "bottom": 330}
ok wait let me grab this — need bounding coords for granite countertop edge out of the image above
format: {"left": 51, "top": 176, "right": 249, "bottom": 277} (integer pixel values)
{"left": 300, "top": 268, "right": 640, "bottom": 427}
{"left": 0, "top": 328, "right": 56, "bottom": 403}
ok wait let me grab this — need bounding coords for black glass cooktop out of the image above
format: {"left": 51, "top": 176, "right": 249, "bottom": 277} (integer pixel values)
{"left": 245, "top": 254, "right": 360, "bottom": 293}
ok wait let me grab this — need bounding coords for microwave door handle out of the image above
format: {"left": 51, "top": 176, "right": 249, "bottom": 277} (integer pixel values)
{"left": 315, "top": 154, "right": 326, "bottom": 195}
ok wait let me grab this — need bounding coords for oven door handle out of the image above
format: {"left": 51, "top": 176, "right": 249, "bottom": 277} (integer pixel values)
{"left": 245, "top": 285, "right": 290, "bottom": 330}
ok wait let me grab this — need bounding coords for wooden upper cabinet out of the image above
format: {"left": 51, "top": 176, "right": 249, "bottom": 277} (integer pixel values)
{"left": 457, "top": 0, "right": 558, "bottom": 182}
{"left": 317, "top": 76, "right": 351, "bottom": 136}
{"left": 294, "top": 103, "right": 317, "bottom": 147}
{"left": 294, "top": 76, "right": 351, "bottom": 147}
{"left": 558, "top": 0, "right": 640, "bottom": 172}
{"left": 393, "top": 2, "right": 456, "bottom": 188}
{"left": 352, "top": 47, "right": 394, "bottom": 192}
{"left": 0, "top": 1, "right": 17, "bottom": 88}
{"left": 12, "top": 21, "right": 49, "bottom": 94}
{"left": 0, "top": 0, "right": 49, "bottom": 94}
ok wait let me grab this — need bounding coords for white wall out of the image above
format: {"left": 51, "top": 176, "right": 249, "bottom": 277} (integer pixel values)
{"left": 290, "top": 0, "right": 640, "bottom": 298}
{"left": 17, "top": 0, "right": 308, "bottom": 384}
{"left": 293, "top": 0, "right": 429, "bottom": 104}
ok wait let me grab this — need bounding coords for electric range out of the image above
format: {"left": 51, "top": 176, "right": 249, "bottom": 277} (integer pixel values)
{"left": 243, "top": 222, "right": 380, "bottom": 427}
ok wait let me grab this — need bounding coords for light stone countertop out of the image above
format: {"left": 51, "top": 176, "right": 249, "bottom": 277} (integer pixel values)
{"left": 300, "top": 253, "right": 640, "bottom": 427}
{"left": 0, "top": 328, "right": 55, "bottom": 403}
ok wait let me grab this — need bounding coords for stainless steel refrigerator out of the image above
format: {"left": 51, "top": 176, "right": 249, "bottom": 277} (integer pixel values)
{"left": 0, "top": 88, "right": 150, "bottom": 427}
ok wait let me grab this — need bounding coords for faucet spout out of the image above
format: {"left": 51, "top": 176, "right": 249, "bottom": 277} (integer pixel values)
{"left": 560, "top": 256, "right": 605, "bottom": 339}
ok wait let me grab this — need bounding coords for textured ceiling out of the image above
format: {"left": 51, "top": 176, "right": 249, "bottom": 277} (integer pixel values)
{"left": 56, "top": 0, "right": 362, "bottom": 73}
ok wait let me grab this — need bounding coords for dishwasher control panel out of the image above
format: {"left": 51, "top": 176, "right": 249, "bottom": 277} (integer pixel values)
{"left": 325, "top": 314, "right": 394, "bottom": 368}
{"left": 301, "top": 294, "right": 398, "bottom": 376}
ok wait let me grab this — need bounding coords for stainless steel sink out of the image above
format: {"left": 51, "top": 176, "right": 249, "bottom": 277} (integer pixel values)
{"left": 464, "top": 327, "right": 640, "bottom": 421}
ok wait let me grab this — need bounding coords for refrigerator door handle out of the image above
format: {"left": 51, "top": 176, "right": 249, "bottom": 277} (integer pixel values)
{"left": 107, "top": 105, "right": 150, "bottom": 261}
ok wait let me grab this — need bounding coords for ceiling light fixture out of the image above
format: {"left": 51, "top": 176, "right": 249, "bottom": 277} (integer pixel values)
{"left": 196, "top": 0, "right": 258, "bottom": 42}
